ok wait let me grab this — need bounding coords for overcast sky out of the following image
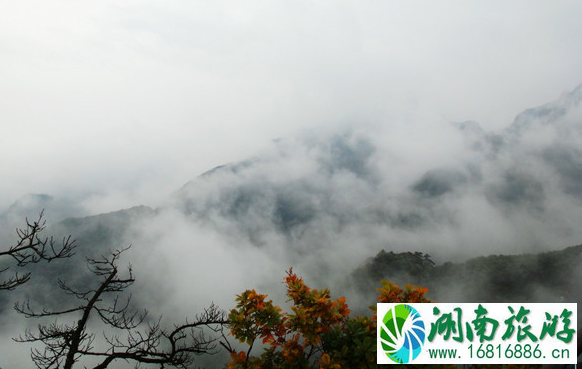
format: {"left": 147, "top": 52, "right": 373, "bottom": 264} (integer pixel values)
{"left": 2, "top": 0, "right": 582, "bottom": 213}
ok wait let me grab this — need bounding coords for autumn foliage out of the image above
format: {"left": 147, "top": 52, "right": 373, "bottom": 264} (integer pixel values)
{"left": 226, "top": 269, "right": 432, "bottom": 369}
{"left": 375, "top": 280, "right": 431, "bottom": 304}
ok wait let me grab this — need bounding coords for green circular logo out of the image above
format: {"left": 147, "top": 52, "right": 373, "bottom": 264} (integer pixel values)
{"left": 379, "top": 304, "right": 426, "bottom": 364}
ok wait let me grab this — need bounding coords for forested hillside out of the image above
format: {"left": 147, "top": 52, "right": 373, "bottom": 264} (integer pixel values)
{"left": 353, "top": 245, "right": 582, "bottom": 305}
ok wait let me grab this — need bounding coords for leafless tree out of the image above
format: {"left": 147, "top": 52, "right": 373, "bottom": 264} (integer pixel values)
{"left": 14, "top": 247, "right": 228, "bottom": 369}
{"left": 0, "top": 211, "right": 76, "bottom": 291}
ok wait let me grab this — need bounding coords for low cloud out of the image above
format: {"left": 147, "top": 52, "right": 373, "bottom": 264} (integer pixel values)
{"left": 2, "top": 84, "right": 582, "bottom": 368}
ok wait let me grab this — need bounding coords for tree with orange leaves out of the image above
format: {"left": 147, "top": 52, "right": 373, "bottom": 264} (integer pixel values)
{"left": 225, "top": 270, "right": 545, "bottom": 369}
{"left": 225, "top": 269, "right": 434, "bottom": 369}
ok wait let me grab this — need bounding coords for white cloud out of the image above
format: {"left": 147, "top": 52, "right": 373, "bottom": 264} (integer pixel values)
{"left": 1, "top": 0, "right": 582, "bottom": 213}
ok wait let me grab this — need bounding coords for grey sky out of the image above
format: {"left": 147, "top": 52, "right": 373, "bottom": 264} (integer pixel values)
{"left": 1, "top": 1, "right": 582, "bottom": 212}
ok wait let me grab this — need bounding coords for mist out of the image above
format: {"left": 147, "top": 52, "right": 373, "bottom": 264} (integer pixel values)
{"left": 3, "top": 85, "right": 582, "bottom": 369}
{"left": 4, "top": 85, "right": 582, "bottom": 365}
{"left": 3, "top": 1, "right": 582, "bottom": 212}
{"left": 2, "top": 1, "right": 582, "bottom": 367}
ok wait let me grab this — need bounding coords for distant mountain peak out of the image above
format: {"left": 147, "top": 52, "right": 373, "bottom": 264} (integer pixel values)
{"left": 507, "top": 83, "right": 582, "bottom": 137}
{"left": 4, "top": 193, "right": 54, "bottom": 217}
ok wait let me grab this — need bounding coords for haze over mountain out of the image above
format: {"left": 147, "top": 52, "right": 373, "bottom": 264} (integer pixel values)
{"left": 2, "top": 84, "right": 581, "bottom": 285}
{"left": 1, "top": 85, "right": 582, "bottom": 367}
{"left": 174, "top": 83, "right": 582, "bottom": 261}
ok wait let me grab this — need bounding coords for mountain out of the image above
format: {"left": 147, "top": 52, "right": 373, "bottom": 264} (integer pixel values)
{"left": 1, "top": 84, "right": 582, "bottom": 321}
{"left": 170, "top": 84, "right": 582, "bottom": 261}
{"left": 0, "top": 194, "right": 87, "bottom": 241}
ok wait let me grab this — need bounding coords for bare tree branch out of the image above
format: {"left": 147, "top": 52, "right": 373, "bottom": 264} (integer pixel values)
{"left": 14, "top": 247, "right": 228, "bottom": 369}
{"left": 0, "top": 269, "right": 31, "bottom": 290}
{"left": 0, "top": 211, "right": 76, "bottom": 291}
